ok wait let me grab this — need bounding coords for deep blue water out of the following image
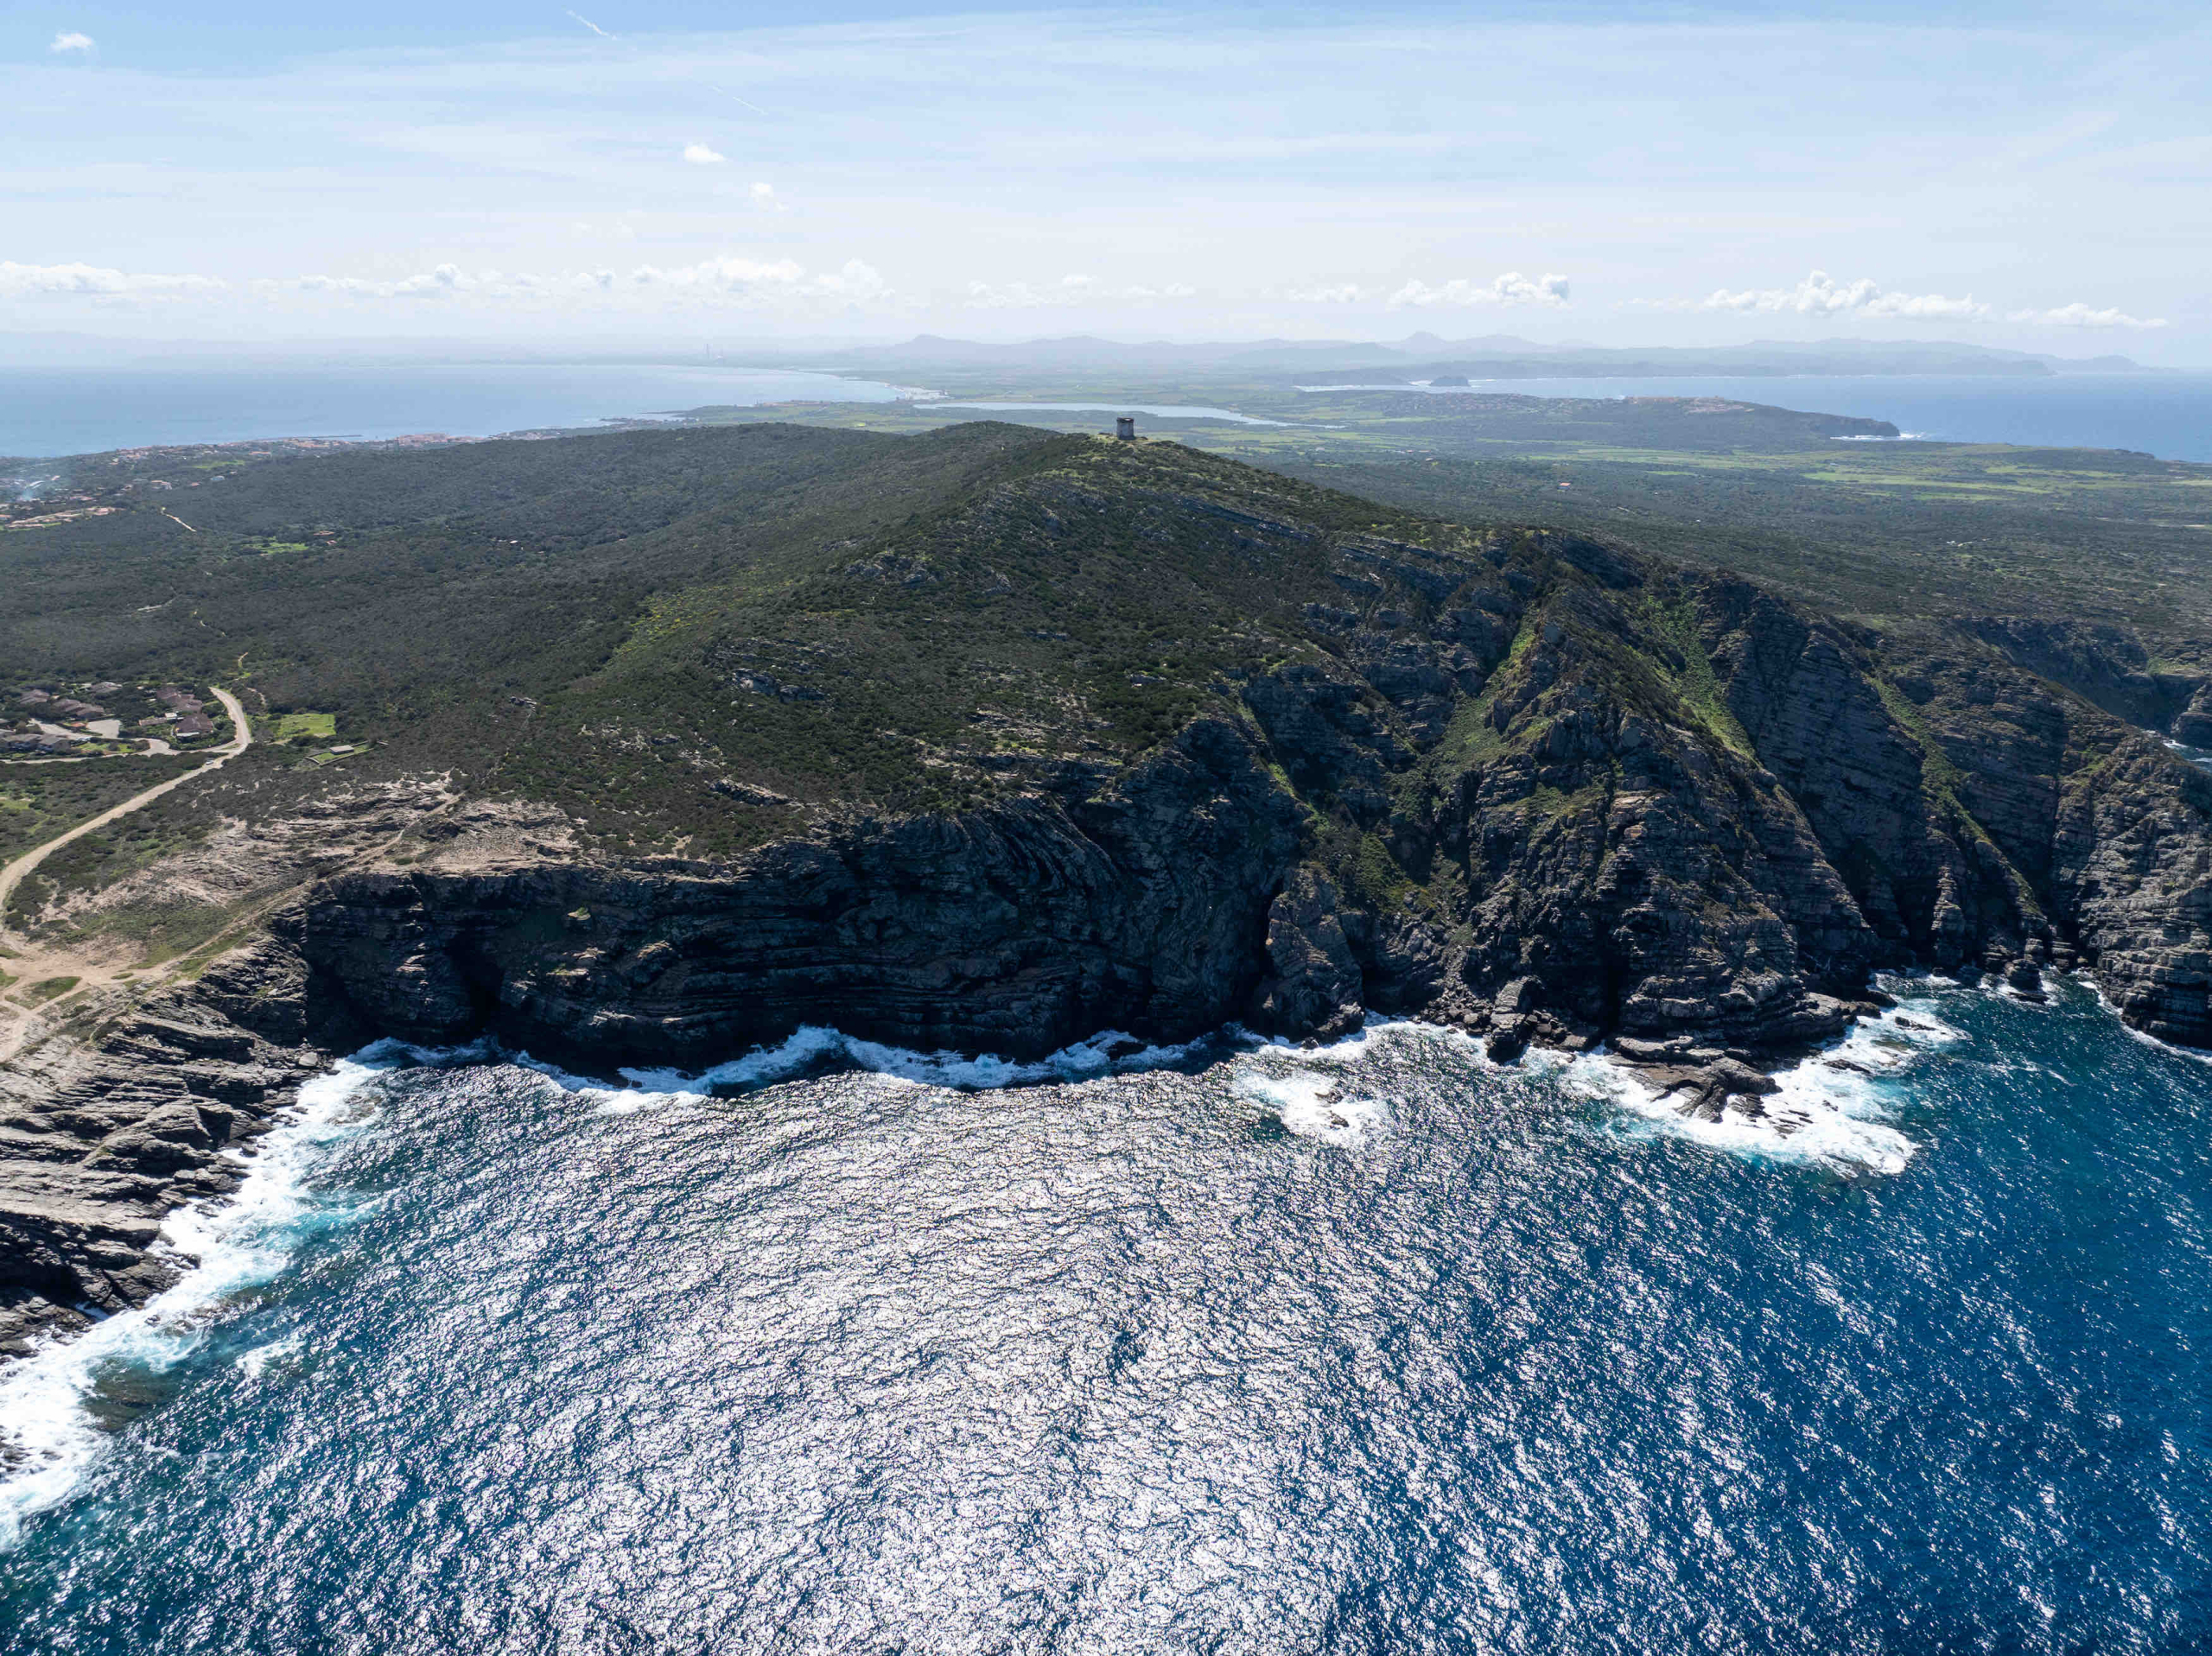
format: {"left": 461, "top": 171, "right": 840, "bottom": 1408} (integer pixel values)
{"left": 1303, "top": 372, "right": 2212, "bottom": 462}
{"left": 3, "top": 977, "right": 2210, "bottom": 1652}
{"left": 0, "top": 364, "right": 913, "bottom": 459}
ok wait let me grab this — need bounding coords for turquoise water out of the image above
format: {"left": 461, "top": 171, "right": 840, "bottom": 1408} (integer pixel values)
{"left": 0, "top": 364, "right": 912, "bottom": 459}
{"left": 3, "top": 976, "right": 2209, "bottom": 1651}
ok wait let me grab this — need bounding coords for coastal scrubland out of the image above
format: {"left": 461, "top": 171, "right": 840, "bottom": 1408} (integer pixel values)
{"left": 5, "top": 412, "right": 2212, "bottom": 1347}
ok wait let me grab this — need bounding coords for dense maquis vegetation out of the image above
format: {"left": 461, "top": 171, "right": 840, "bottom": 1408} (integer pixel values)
{"left": 8, "top": 409, "right": 2211, "bottom": 875}
{"left": 698, "top": 382, "right": 2212, "bottom": 648}
{"left": 1268, "top": 445, "right": 2212, "bottom": 646}
{"left": 3, "top": 422, "right": 1483, "bottom": 852}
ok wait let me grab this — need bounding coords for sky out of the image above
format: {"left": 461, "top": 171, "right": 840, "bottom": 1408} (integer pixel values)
{"left": 4, "top": 1, "right": 2209, "bottom": 358}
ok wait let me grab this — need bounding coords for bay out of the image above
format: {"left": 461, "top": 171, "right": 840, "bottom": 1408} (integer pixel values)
{"left": 3, "top": 978, "right": 2209, "bottom": 1652}
{"left": 9, "top": 363, "right": 2212, "bottom": 466}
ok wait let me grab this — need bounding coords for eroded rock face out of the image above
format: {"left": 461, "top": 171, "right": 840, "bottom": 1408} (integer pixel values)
{"left": 267, "top": 530, "right": 2212, "bottom": 1069}
{"left": 1252, "top": 868, "right": 1363, "bottom": 1040}
{"left": 8, "top": 516, "right": 2212, "bottom": 1355}
{"left": 0, "top": 940, "right": 338, "bottom": 1356}
{"left": 301, "top": 718, "right": 1306, "bottom": 1066}
{"left": 2056, "top": 739, "right": 2212, "bottom": 1047}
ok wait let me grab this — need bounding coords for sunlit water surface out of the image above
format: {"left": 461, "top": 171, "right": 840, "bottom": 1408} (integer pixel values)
{"left": 2, "top": 976, "right": 2209, "bottom": 1653}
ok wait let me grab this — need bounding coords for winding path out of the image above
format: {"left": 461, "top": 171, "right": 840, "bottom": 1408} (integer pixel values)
{"left": 0, "top": 687, "right": 251, "bottom": 944}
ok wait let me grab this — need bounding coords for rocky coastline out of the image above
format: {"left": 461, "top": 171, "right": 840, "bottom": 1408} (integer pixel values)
{"left": 5, "top": 495, "right": 2211, "bottom": 1365}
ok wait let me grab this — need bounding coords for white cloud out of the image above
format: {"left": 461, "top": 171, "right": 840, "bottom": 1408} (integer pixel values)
{"left": 620, "top": 254, "right": 894, "bottom": 308}
{"left": 2007, "top": 302, "right": 2167, "bottom": 328}
{"left": 284, "top": 263, "right": 562, "bottom": 300}
{"left": 1702, "top": 270, "right": 1987, "bottom": 320}
{"left": 564, "top": 10, "right": 614, "bottom": 40}
{"left": 48, "top": 30, "right": 94, "bottom": 53}
{"left": 1667, "top": 274, "right": 2166, "bottom": 329}
{"left": 963, "top": 274, "right": 1196, "bottom": 309}
{"left": 682, "top": 143, "right": 728, "bottom": 166}
{"left": 749, "top": 181, "right": 785, "bottom": 212}
{"left": 813, "top": 258, "right": 890, "bottom": 302}
{"left": 632, "top": 255, "right": 805, "bottom": 290}
{"left": 270, "top": 256, "right": 880, "bottom": 311}
{"left": 966, "top": 276, "right": 1090, "bottom": 309}
{"left": 1389, "top": 272, "right": 1570, "bottom": 309}
{"left": 0, "top": 260, "right": 223, "bottom": 297}
{"left": 0, "top": 250, "right": 892, "bottom": 317}
{"left": 4, "top": 11, "right": 2208, "bottom": 350}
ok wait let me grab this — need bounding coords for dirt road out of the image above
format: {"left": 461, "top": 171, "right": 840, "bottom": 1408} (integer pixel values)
{"left": 0, "top": 687, "right": 251, "bottom": 943}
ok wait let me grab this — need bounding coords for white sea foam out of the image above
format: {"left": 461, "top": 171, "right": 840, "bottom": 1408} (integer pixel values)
{"left": 2085, "top": 980, "right": 2212, "bottom": 1069}
{"left": 1224, "top": 1018, "right": 1483, "bottom": 1145}
{"left": 0, "top": 1053, "right": 391, "bottom": 1549}
{"left": 1569, "top": 1005, "right": 1959, "bottom": 1175}
{"left": 232, "top": 1330, "right": 302, "bottom": 1378}
{"left": 2158, "top": 737, "right": 2212, "bottom": 774}
{"left": 599, "top": 1024, "right": 1215, "bottom": 1101}
{"left": 1233, "top": 1064, "right": 1389, "bottom": 1146}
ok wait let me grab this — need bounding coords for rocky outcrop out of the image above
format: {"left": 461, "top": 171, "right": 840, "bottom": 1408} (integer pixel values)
{"left": 274, "top": 529, "right": 2212, "bottom": 1069}
{"left": 0, "top": 939, "right": 336, "bottom": 1357}
{"left": 2055, "top": 739, "right": 2212, "bottom": 1046}
{"left": 1251, "top": 869, "right": 1363, "bottom": 1039}
{"left": 299, "top": 717, "right": 1306, "bottom": 1066}
{"left": 7, "top": 506, "right": 2212, "bottom": 1361}
{"left": 1956, "top": 617, "right": 2212, "bottom": 742}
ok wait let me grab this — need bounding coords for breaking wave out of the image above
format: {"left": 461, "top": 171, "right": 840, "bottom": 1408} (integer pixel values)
{"left": 0, "top": 1051, "right": 393, "bottom": 1548}
{"left": 1568, "top": 998, "right": 1967, "bottom": 1175}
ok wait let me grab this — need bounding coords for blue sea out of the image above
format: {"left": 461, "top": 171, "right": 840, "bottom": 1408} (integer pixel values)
{"left": 1303, "top": 372, "right": 2212, "bottom": 462}
{"left": 3, "top": 975, "right": 2209, "bottom": 1653}
{"left": 0, "top": 364, "right": 915, "bottom": 460}
{"left": 7, "top": 363, "right": 2212, "bottom": 463}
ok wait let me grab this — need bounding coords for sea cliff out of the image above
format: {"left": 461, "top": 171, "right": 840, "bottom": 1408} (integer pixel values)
{"left": 4, "top": 431, "right": 2210, "bottom": 1356}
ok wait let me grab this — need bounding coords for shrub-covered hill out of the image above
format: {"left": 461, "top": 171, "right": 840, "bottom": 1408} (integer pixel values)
{"left": 6, "top": 420, "right": 2212, "bottom": 1336}
{"left": 9, "top": 416, "right": 2208, "bottom": 1054}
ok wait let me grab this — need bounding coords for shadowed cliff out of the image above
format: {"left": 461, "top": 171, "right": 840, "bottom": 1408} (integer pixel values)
{"left": 4, "top": 423, "right": 2210, "bottom": 1349}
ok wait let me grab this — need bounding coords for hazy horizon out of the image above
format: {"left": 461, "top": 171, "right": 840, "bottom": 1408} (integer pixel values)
{"left": 0, "top": 330, "right": 2194, "bottom": 373}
